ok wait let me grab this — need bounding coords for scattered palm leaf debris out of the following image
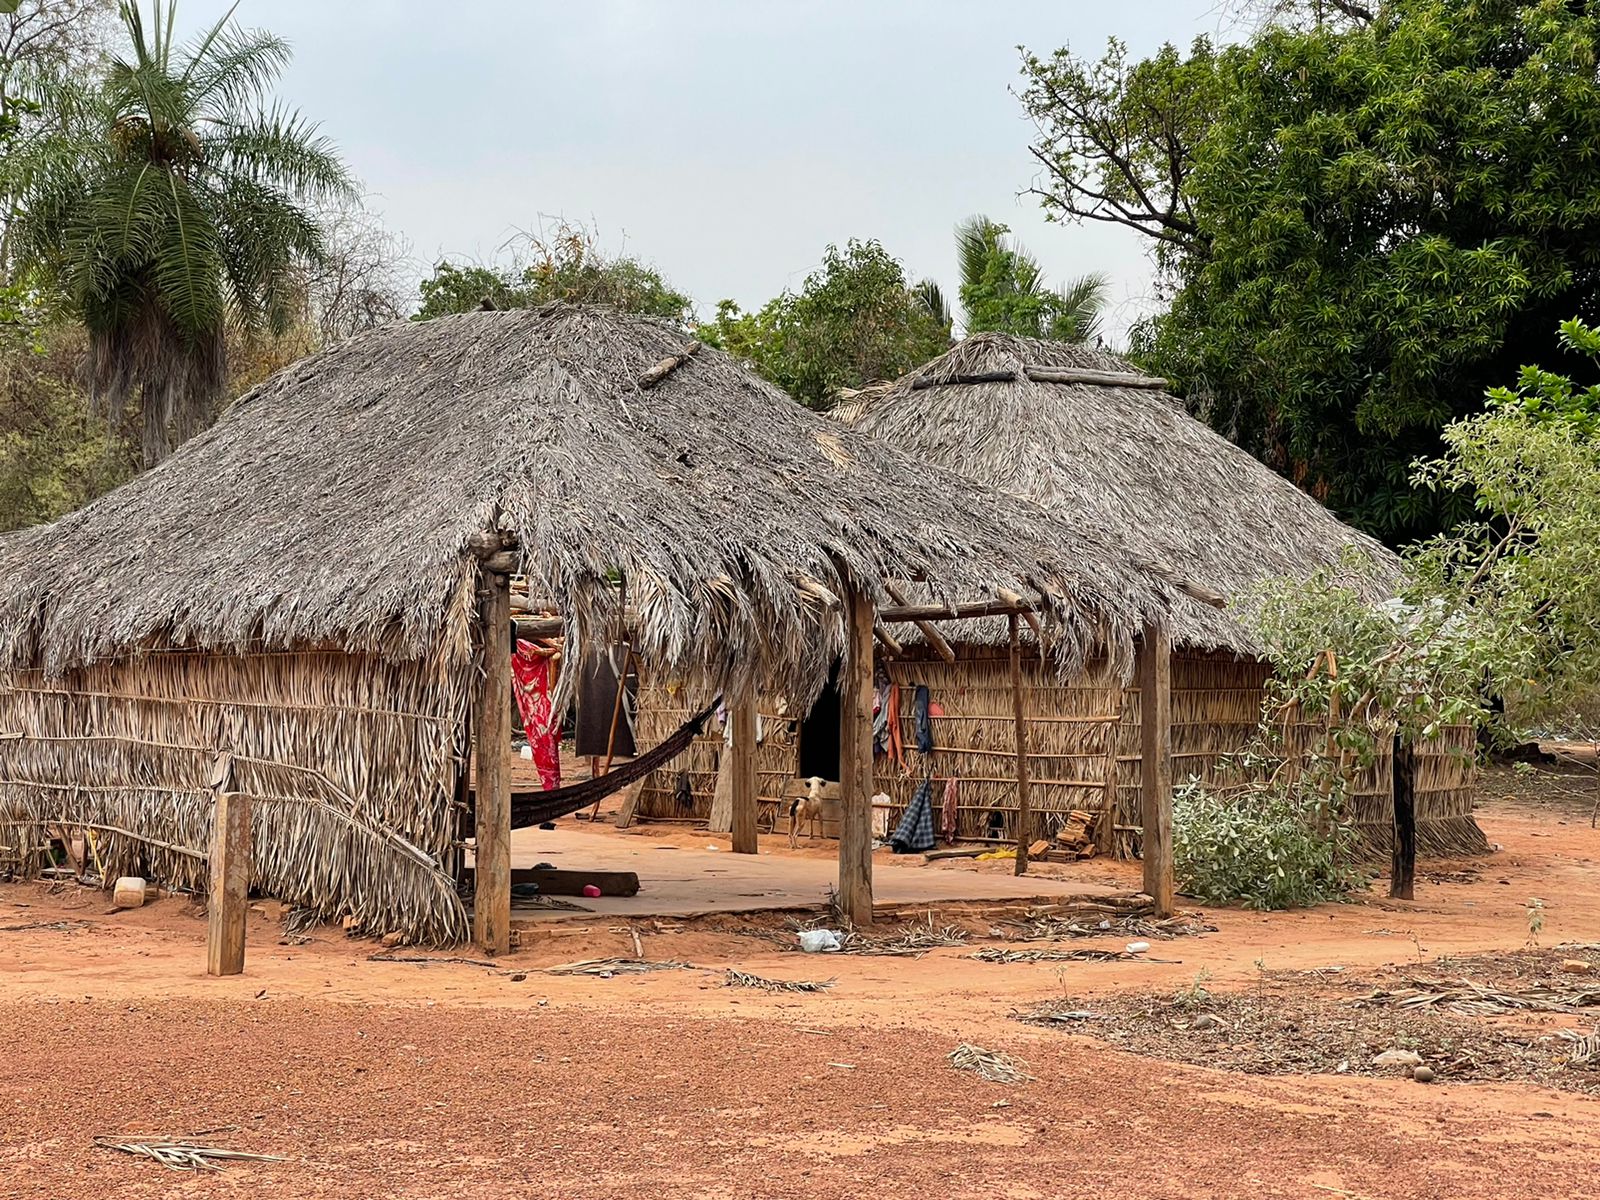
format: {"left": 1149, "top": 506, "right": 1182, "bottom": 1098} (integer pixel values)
{"left": 1561, "top": 1027, "right": 1600, "bottom": 1068}
{"left": 0, "top": 918, "right": 91, "bottom": 933}
{"left": 948, "top": 1042, "right": 1033, "bottom": 1084}
{"left": 283, "top": 907, "right": 319, "bottom": 937}
{"left": 1359, "top": 977, "right": 1600, "bottom": 1017}
{"left": 838, "top": 916, "right": 968, "bottom": 957}
{"left": 724, "top": 968, "right": 833, "bottom": 992}
{"left": 968, "top": 947, "right": 1174, "bottom": 964}
{"left": 1000, "top": 909, "right": 1213, "bottom": 943}
{"left": 544, "top": 957, "right": 692, "bottom": 976}
{"left": 368, "top": 953, "right": 499, "bottom": 969}
{"left": 94, "top": 1128, "right": 284, "bottom": 1171}
{"left": 512, "top": 894, "right": 588, "bottom": 911}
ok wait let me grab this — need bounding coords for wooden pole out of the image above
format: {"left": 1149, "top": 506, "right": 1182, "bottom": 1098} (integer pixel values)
{"left": 730, "top": 696, "right": 758, "bottom": 855}
{"left": 1009, "top": 614, "right": 1033, "bottom": 876}
{"left": 837, "top": 580, "right": 876, "bottom": 925}
{"left": 1390, "top": 735, "right": 1417, "bottom": 900}
{"left": 1097, "top": 699, "right": 1123, "bottom": 856}
{"left": 205, "top": 752, "right": 249, "bottom": 977}
{"left": 473, "top": 568, "right": 513, "bottom": 956}
{"left": 1137, "top": 622, "right": 1175, "bottom": 917}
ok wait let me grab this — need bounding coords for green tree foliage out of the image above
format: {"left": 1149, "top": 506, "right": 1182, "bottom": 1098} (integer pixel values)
{"left": 415, "top": 220, "right": 691, "bottom": 325}
{"left": 9, "top": 0, "right": 355, "bottom": 466}
{"left": 954, "top": 214, "right": 1106, "bottom": 342}
{"left": 698, "top": 239, "right": 950, "bottom": 408}
{"left": 1021, "top": 1, "right": 1600, "bottom": 543}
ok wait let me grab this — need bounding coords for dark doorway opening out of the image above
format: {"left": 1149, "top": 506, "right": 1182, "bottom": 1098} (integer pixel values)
{"left": 797, "top": 660, "right": 842, "bottom": 782}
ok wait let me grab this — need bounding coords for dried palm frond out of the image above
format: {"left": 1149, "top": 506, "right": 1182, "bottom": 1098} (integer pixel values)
{"left": 1561, "top": 1027, "right": 1600, "bottom": 1068}
{"left": 948, "top": 1042, "right": 1033, "bottom": 1085}
{"left": 968, "top": 947, "right": 1137, "bottom": 964}
{"left": 94, "top": 1129, "right": 283, "bottom": 1171}
{"left": 1360, "top": 977, "right": 1600, "bottom": 1017}
{"left": 544, "top": 957, "right": 692, "bottom": 976}
{"left": 724, "top": 968, "right": 833, "bottom": 992}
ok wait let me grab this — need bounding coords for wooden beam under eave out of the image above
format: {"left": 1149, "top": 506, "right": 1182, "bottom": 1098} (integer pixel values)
{"left": 1137, "top": 621, "right": 1175, "bottom": 917}
{"left": 473, "top": 568, "right": 514, "bottom": 955}
{"left": 837, "top": 580, "right": 876, "bottom": 925}
{"left": 881, "top": 582, "right": 956, "bottom": 665}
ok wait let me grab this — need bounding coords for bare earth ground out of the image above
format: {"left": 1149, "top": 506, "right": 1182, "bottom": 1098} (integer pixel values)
{"left": 3, "top": 768, "right": 1600, "bottom": 1199}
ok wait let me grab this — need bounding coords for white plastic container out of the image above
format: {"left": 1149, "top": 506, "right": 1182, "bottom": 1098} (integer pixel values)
{"left": 111, "top": 876, "right": 147, "bottom": 909}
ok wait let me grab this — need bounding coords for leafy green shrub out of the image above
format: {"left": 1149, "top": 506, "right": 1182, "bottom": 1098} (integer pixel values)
{"left": 1172, "top": 779, "right": 1363, "bottom": 911}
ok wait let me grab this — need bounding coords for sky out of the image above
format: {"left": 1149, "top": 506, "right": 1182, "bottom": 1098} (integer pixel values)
{"left": 179, "top": 0, "right": 1239, "bottom": 342}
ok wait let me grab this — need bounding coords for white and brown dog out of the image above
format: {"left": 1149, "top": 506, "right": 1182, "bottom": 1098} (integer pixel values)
{"left": 788, "top": 776, "right": 827, "bottom": 848}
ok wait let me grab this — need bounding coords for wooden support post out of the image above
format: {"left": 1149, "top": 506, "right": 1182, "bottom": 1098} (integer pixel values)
{"left": 882, "top": 581, "right": 956, "bottom": 665}
{"left": 1008, "top": 614, "right": 1033, "bottom": 876}
{"left": 730, "top": 696, "right": 758, "bottom": 855}
{"left": 1137, "top": 622, "right": 1174, "bottom": 917}
{"left": 473, "top": 568, "right": 513, "bottom": 956}
{"left": 1096, "top": 698, "right": 1123, "bottom": 856}
{"left": 837, "top": 580, "right": 876, "bottom": 926}
{"left": 1390, "top": 736, "right": 1417, "bottom": 900}
{"left": 206, "top": 752, "right": 249, "bottom": 977}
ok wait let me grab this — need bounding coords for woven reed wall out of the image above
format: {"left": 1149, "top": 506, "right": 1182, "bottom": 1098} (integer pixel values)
{"left": 632, "top": 646, "right": 1484, "bottom": 858}
{"left": 634, "top": 681, "right": 797, "bottom": 825}
{"left": 0, "top": 649, "right": 472, "bottom": 944}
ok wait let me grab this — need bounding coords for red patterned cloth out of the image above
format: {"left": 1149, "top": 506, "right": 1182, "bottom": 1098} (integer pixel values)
{"left": 511, "top": 639, "right": 561, "bottom": 791}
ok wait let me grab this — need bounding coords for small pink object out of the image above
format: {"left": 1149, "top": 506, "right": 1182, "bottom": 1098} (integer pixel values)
{"left": 581, "top": 884, "right": 602, "bottom": 898}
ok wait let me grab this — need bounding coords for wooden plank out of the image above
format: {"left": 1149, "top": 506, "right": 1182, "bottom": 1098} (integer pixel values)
{"left": 205, "top": 752, "right": 248, "bottom": 977}
{"left": 707, "top": 743, "right": 734, "bottom": 833}
{"left": 506, "top": 867, "right": 639, "bottom": 897}
{"left": 730, "top": 696, "right": 758, "bottom": 855}
{"left": 837, "top": 579, "right": 876, "bottom": 925}
{"left": 1390, "top": 737, "right": 1417, "bottom": 900}
{"left": 1022, "top": 365, "right": 1168, "bottom": 389}
{"left": 1137, "top": 622, "right": 1174, "bottom": 917}
{"left": 1009, "top": 614, "right": 1033, "bottom": 876}
{"left": 614, "top": 778, "right": 645, "bottom": 829}
{"left": 473, "top": 568, "right": 514, "bottom": 955}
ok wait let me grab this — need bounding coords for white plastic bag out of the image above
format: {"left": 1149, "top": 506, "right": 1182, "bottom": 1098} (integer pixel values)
{"left": 798, "top": 929, "right": 842, "bottom": 953}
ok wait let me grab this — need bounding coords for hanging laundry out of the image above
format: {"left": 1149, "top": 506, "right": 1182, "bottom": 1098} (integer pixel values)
{"left": 511, "top": 639, "right": 562, "bottom": 791}
{"left": 872, "top": 675, "right": 892, "bottom": 754}
{"left": 889, "top": 777, "right": 937, "bottom": 854}
{"left": 941, "top": 776, "right": 960, "bottom": 843}
{"left": 884, "top": 681, "right": 905, "bottom": 770}
{"left": 913, "top": 684, "right": 934, "bottom": 752}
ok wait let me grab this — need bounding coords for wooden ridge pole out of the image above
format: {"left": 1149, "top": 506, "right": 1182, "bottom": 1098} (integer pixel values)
{"left": 1137, "top": 622, "right": 1174, "bottom": 917}
{"left": 838, "top": 579, "right": 876, "bottom": 925}
{"left": 1009, "top": 614, "right": 1034, "bottom": 876}
{"left": 206, "top": 751, "right": 248, "bottom": 977}
{"left": 730, "top": 696, "right": 758, "bottom": 855}
{"left": 473, "top": 566, "right": 513, "bottom": 955}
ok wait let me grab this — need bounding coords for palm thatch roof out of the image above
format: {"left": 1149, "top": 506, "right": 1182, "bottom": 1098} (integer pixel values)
{"left": 0, "top": 307, "right": 1192, "bottom": 701}
{"left": 840, "top": 333, "right": 1399, "bottom": 654}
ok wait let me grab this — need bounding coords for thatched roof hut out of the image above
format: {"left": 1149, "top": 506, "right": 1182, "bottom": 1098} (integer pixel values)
{"left": 0, "top": 307, "right": 1190, "bottom": 943}
{"left": 839, "top": 333, "right": 1400, "bottom": 651}
{"left": 809, "top": 333, "right": 1480, "bottom": 858}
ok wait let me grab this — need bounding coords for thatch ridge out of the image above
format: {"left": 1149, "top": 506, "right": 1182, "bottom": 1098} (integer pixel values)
{"left": 844, "top": 333, "right": 1401, "bottom": 654}
{"left": 0, "top": 308, "right": 1192, "bottom": 704}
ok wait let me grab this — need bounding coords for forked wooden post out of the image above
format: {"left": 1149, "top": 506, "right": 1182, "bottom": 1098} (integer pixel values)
{"left": 837, "top": 580, "right": 876, "bottom": 925}
{"left": 1008, "top": 614, "right": 1034, "bottom": 876}
{"left": 1390, "top": 736, "right": 1417, "bottom": 900}
{"left": 1137, "top": 621, "right": 1175, "bottom": 917}
{"left": 206, "top": 751, "right": 249, "bottom": 977}
{"left": 730, "top": 696, "right": 758, "bottom": 854}
{"left": 473, "top": 567, "right": 513, "bottom": 955}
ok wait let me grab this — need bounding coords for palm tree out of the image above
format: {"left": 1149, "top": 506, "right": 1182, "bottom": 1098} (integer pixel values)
{"left": 953, "top": 214, "right": 1107, "bottom": 344}
{"left": 12, "top": 1, "right": 354, "bottom": 465}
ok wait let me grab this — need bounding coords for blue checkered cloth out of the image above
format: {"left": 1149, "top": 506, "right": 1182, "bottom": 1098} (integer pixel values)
{"left": 890, "top": 777, "right": 937, "bottom": 854}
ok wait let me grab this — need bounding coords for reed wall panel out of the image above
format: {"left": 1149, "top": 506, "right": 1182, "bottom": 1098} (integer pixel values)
{"left": 633, "top": 646, "right": 1484, "bottom": 858}
{"left": 0, "top": 649, "right": 471, "bottom": 944}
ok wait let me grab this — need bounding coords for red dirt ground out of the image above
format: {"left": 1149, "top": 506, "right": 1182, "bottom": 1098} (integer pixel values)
{"left": 3, "top": 790, "right": 1598, "bottom": 1199}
